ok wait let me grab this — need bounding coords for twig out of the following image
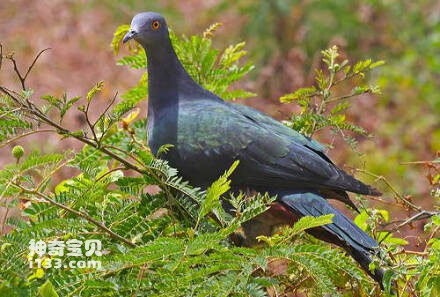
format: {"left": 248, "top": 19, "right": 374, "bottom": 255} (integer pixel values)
{"left": 355, "top": 169, "right": 422, "bottom": 211}
{"left": 93, "top": 91, "right": 118, "bottom": 130}
{"left": 84, "top": 98, "right": 99, "bottom": 144}
{"left": 3, "top": 48, "right": 50, "bottom": 90}
{"left": 35, "top": 157, "right": 73, "bottom": 192}
{"left": 23, "top": 48, "right": 51, "bottom": 84}
{"left": 6, "top": 55, "right": 25, "bottom": 90}
{"left": 423, "top": 224, "right": 439, "bottom": 255}
{"left": 326, "top": 89, "right": 371, "bottom": 104}
{"left": 382, "top": 210, "right": 439, "bottom": 232}
{"left": 101, "top": 144, "right": 146, "bottom": 166}
{"left": 400, "top": 160, "right": 440, "bottom": 165}
{"left": 0, "top": 85, "right": 22, "bottom": 100}
{"left": 132, "top": 263, "right": 149, "bottom": 297}
{"left": 95, "top": 167, "right": 127, "bottom": 183}
{"left": 378, "top": 209, "right": 438, "bottom": 245}
{"left": 0, "top": 107, "right": 23, "bottom": 120}
{"left": 0, "top": 44, "right": 3, "bottom": 70}
{"left": 90, "top": 92, "right": 119, "bottom": 145}
{"left": 366, "top": 195, "right": 399, "bottom": 206}
{"left": 0, "top": 202, "right": 10, "bottom": 234}
{"left": 394, "top": 250, "right": 428, "bottom": 256}
{"left": 130, "top": 132, "right": 151, "bottom": 153}
{"left": 17, "top": 185, "right": 136, "bottom": 247}
{"left": 0, "top": 129, "right": 56, "bottom": 149}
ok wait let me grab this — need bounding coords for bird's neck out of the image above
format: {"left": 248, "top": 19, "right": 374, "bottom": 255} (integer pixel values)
{"left": 145, "top": 40, "right": 218, "bottom": 114}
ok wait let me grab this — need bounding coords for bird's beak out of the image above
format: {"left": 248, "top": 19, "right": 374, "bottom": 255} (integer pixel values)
{"left": 122, "top": 29, "right": 137, "bottom": 43}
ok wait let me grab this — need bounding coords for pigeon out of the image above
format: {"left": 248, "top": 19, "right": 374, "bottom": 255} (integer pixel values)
{"left": 123, "top": 12, "right": 385, "bottom": 287}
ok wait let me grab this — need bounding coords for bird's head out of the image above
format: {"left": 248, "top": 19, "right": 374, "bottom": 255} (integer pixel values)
{"left": 123, "top": 12, "right": 168, "bottom": 46}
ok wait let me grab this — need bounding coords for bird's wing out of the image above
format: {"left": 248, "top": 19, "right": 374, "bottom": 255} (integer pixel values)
{"left": 229, "top": 103, "right": 380, "bottom": 196}
{"left": 228, "top": 103, "right": 328, "bottom": 159}
{"left": 175, "top": 101, "right": 378, "bottom": 197}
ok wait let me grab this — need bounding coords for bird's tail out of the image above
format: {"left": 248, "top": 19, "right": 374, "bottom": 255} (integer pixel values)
{"left": 279, "top": 191, "right": 385, "bottom": 289}
{"left": 333, "top": 168, "right": 382, "bottom": 196}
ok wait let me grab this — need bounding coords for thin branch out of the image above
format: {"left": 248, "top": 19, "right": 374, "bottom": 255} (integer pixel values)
{"left": 84, "top": 104, "right": 99, "bottom": 143}
{"left": 0, "top": 107, "right": 23, "bottom": 119}
{"left": 17, "top": 185, "right": 136, "bottom": 247}
{"left": 83, "top": 87, "right": 112, "bottom": 144}
{"left": 332, "top": 71, "right": 359, "bottom": 86}
{"left": 0, "top": 86, "right": 23, "bottom": 103}
{"left": 0, "top": 203, "right": 10, "bottom": 234}
{"left": 424, "top": 225, "right": 440, "bottom": 254}
{"left": 366, "top": 195, "right": 400, "bottom": 206}
{"left": 14, "top": 196, "right": 48, "bottom": 203}
{"left": 382, "top": 210, "right": 439, "bottom": 232}
{"left": 101, "top": 144, "right": 146, "bottom": 167}
{"left": 0, "top": 44, "right": 3, "bottom": 70}
{"left": 400, "top": 160, "right": 440, "bottom": 165}
{"left": 95, "top": 167, "right": 127, "bottom": 183}
{"left": 132, "top": 263, "right": 149, "bottom": 297}
{"left": 395, "top": 250, "right": 428, "bottom": 256}
{"left": 23, "top": 48, "right": 51, "bottom": 83}
{"left": 6, "top": 56, "right": 25, "bottom": 89}
{"left": 130, "top": 132, "right": 151, "bottom": 153}
{"left": 378, "top": 209, "right": 438, "bottom": 245}
{"left": 3, "top": 48, "right": 49, "bottom": 90}
{"left": 355, "top": 169, "right": 422, "bottom": 211}
{"left": 93, "top": 91, "right": 118, "bottom": 129}
{"left": 35, "top": 157, "right": 73, "bottom": 192}
{"left": 0, "top": 129, "right": 56, "bottom": 149}
{"left": 326, "top": 89, "right": 371, "bottom": 104}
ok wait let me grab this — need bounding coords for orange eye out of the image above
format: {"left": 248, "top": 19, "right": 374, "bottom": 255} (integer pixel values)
{"left": 151, "top": 20, "right": 160, "bottom": 30}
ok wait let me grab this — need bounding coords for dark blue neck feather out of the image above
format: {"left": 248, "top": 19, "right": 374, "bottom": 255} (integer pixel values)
{"left": 144, "top": 37, "right": 221, "bottom": 115}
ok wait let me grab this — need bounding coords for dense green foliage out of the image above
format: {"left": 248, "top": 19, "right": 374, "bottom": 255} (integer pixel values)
{"left": 0, "top": 22, "right": 439, "bottom": 297}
